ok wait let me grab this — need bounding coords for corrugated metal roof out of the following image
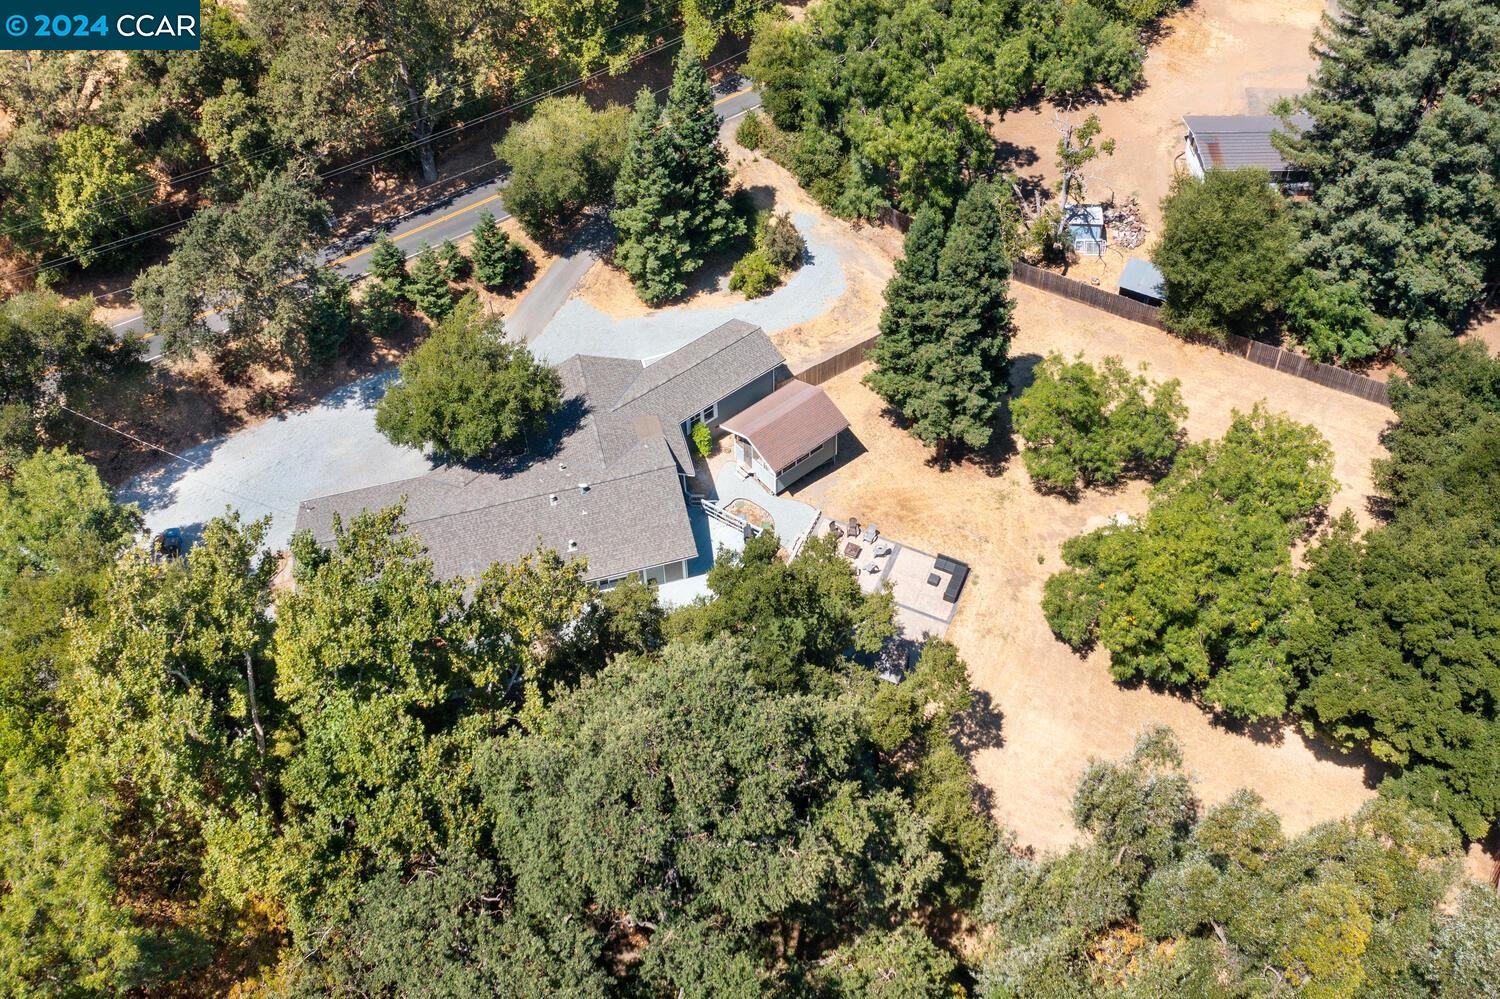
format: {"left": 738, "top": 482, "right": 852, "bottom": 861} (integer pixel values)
{"left": 720, "top": 379, "right": 849, "bottom": 473}
{"left": 1118, "top": 257, "right": 1165, "bottom": 301}
{"left": 1182, "top": 113, "right": 1312, "bottom": 172}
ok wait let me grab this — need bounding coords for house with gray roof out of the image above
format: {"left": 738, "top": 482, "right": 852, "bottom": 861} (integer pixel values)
{"left": 295, "top": 319, "right": 791, "bottom": 587}
{"left": 1181, "top": 113, "right": 1313, "bottom": 188}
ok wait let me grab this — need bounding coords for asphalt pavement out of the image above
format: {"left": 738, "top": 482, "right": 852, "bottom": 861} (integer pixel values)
{"left": 111, "top": 83, "right": 763, "bottom": 361}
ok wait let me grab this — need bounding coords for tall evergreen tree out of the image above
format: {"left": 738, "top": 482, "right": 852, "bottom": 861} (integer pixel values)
{"left": 865, "top": 182, "right": 1015, "bottom": 457}
{"left": 405, "top": 242, "right": 454, "bottom": 321}
{"left": 470, "top": 211, "right": 529, "bottom": 290}
{"left": 611, "top": 46, "right": 742, "bottom": 304}
{"left": 1277, "top": 0, "right": 1500, "bottom": 343}
{"left": 367, "top": 233, "right": 408, "bottom": 288}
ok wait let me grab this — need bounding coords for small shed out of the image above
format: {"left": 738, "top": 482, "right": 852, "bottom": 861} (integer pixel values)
{"left": 1181, "top": 113, "right": 1313, "bottom": 189}
{"left": 1117, "top": 257, "right": 1165, "bottom": 307}
{"left": 720, "top": 379, "right": 850, "bottom": 494}
{"left": 1065, "top": 204, "right": 1107, "bottom": 257}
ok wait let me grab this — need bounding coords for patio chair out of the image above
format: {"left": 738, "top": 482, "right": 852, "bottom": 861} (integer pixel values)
{"left": 872, "top": 541, "right": 893, "bottom": 557}
{"left": 863, "top": 561, "right": 881, "bottom": 574}
{"left": 861, "top": 523, "right": 879, "bottom": 543}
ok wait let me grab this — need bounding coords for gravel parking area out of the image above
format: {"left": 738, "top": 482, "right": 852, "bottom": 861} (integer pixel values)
{"left": 119, "top": 371, "right": 434, "bottom": 553}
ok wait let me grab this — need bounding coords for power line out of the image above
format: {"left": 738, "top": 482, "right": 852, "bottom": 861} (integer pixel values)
{"left": 2, "top": 25, "right": 758, "bottom": 280}
{"left": 0, "top": 5, "right": 673, "bottom": 250}
{"left": 58, "top": 404, "right": 299, "bottom": 516}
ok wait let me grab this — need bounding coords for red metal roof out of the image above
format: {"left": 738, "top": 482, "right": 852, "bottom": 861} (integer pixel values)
{"left": 720, "top": 379, "right": 849, "bottom": 474}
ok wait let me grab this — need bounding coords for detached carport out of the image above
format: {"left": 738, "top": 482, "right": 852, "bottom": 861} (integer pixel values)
{"left": 720, "top": 379, "right": 850, "bottom": 494}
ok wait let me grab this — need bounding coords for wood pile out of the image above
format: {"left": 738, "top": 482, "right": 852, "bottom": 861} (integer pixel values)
{"left": 1105, "top": 197, "right": 1147, "bottom": 249}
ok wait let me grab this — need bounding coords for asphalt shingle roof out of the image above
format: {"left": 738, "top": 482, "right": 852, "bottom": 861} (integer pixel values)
{"left": 720, "top": 379, "right": 848, "bottom": 474}
{"left": 295, "top": 321, "right": 782, "bottom": 582}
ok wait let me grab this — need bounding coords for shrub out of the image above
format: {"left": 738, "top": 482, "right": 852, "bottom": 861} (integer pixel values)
{"left": 730, "top": 249, "right": 781, "bottom": 297}
{"left": 691, "top": 420, "right": 712, "bottom": 458}
{"left": 735, "top": 111, "right": 766, "bottom": 149}
{"left": 758, "top": 211, "right": 804, "bottom": 270}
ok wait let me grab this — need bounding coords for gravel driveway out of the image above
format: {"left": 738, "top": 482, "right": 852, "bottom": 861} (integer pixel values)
{"left": 530, "top": 212, "right": 844, "bottom": 364}
{"left": 120, "top": 371, "right": 434, "bottom": 553}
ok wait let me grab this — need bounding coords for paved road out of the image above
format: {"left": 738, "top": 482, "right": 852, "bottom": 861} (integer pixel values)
{"left": 112, "top": 83, "right": 763, "bottom": 361}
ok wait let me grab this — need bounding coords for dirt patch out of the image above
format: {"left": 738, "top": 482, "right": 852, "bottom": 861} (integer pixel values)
{"left": 987, "top": 0, "right": 1326, "bottom": 271}
{"left": 793, "top": 328, "right": 1389, "bottom": 851}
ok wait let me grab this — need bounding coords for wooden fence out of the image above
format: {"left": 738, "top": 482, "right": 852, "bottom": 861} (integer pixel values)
{"left": 790, "top": 331, "right": 880, "bottom": 386}
{"left": 1010, "top": 261, "right": 1391, "bottom": 408}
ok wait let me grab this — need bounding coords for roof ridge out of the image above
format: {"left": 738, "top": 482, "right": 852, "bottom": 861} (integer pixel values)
{"left": 611, "top": 322, "right": 757, "bottom": 411}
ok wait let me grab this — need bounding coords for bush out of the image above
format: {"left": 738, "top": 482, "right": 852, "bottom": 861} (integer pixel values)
{"left": 735, "top": 111, "right": 766, "bottom": 150}
{"left": 730, "top": 249, "right": 781, "bottom": 297}
{"left": 691, "top": 420, "right": 712, "bottom": 458}
{"left": 758, "top": 211, "right": 805, "bottom": 270}
{"left": 375, "top": 295, "right": 560, "bottom": 460}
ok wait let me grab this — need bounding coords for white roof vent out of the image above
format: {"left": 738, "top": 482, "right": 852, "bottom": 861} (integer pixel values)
{"left": 567, "top": 539, "right": 579, "bottom": 552}
{"left": 578, "top": 482, "right": 590, "bottom": 494}
{"left": 549, "top": 493, "right": 559, "bottom": 506}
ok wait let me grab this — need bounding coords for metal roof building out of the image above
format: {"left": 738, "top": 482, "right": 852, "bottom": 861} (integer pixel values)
{"left": 1182, "top": 112, "right": 1312, "bottom": 181}
{"left": 1117, "top": 257, "right": 1166, "bottom": 306}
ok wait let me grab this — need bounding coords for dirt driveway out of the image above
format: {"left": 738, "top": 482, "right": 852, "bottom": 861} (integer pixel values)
{"left": 791, "top": 294, "right": 1391, "bottom": 851}
{"left": 989, "top": 0, "right": 1327, "bottom": 284}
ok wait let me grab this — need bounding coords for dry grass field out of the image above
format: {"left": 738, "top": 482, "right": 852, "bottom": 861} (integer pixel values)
{"left": 790, "top": 290, "right": 1393, "bottom": 851}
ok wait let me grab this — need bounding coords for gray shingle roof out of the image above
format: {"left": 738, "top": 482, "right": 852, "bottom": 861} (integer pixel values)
{"left": 295, "top": 321, "right": 782, "bottom": 582}
{"left": 1183, "top": 113, "right": 1312, "bottom": 172}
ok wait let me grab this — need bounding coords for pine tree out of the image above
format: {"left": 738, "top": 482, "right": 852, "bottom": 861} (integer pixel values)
{"left": 611, "top": 46, "right": 742, "bottom": 304}
{"left": 866, "top": 183, "right": 1016, "bottom": 457}
{"left": 470, "top": 211, "right": 530, "bottom": 290}
{"left": 406, "top": 243, "right": 454, "bottom": 321}
{"left": 368, "top": 233, "right": 408, "bottom": 288}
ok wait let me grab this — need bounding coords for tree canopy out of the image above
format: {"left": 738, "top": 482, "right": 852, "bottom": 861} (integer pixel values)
{"left": 375, "top": 294, "right": 560, "bottom": 460}
{"left": 865, "top": 182, "right": 1017, "bottom": 457}
{"left": 496, "top": 96, "right": 629, "bottom": 239}
{"left": 1012, "top": 353, "right": 1185, "bottom": 495}
{"left": 1044, "top": 405, "right": 1335, "bottom": 719}
{"left": 1151, "top": 167, "right": 1298, "bottom": 342}
{"left": 611, "top": 47, "right": 743, "bottom": 304}
{"left": 1277, "top": 0, "right": 1500, "bottom": 346}
{"left": 979, "top": 727, "right": 1485, "bottom": 998}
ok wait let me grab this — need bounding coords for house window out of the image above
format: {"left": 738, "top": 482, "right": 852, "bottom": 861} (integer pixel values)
{"left": 687, "top": 402, "right": 717, "bottom": 428}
